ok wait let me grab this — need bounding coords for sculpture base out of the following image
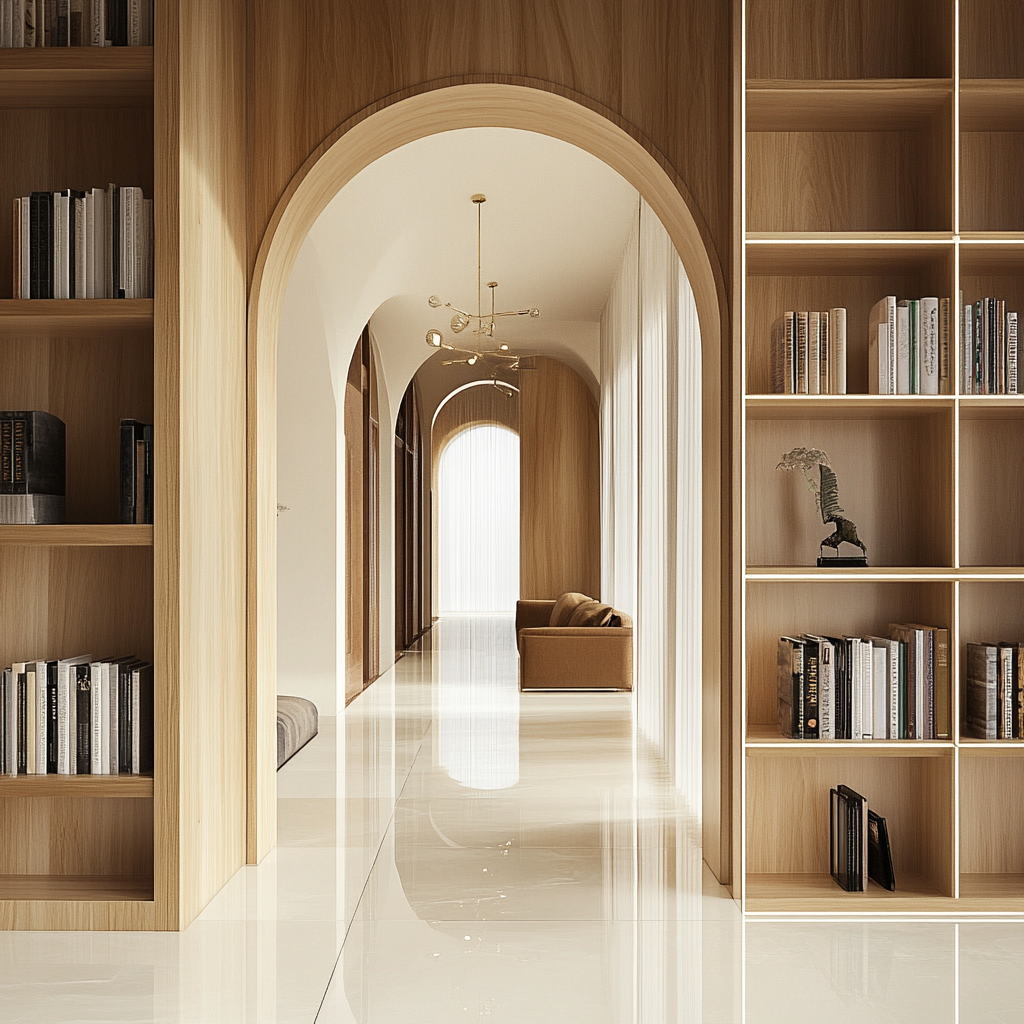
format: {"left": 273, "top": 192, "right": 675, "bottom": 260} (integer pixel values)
{"left": 817, "top": 555, "right": 869, "bottom": 568}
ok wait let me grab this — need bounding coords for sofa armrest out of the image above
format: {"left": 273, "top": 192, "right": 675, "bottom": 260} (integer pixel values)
{"left": 518, "top": 627, "right": 633, "bottom": 691}
{"left": 516, "top": 600, "right": 556, "bottom": 634}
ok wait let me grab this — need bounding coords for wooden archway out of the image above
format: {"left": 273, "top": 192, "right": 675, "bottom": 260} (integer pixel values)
{"left": 247, "top": 81, "right": 732, "bottom": 882}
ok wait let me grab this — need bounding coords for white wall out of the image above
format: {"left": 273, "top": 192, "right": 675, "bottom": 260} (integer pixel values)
{"left": 601, "top": 200, "right": 702, "bottom": 811}
{"left": 277, "top": 245, "right": 339, "bottom": 713}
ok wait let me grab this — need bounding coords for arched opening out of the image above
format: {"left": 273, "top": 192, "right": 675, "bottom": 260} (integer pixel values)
{"left": 250, "top": 83, "right": 730, "bottom": 883}
{"left": 438, "top": 423, "right": 520, "bottom": 615}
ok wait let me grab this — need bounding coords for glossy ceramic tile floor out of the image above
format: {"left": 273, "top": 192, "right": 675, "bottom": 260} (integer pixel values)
{"left": 1, "top": 617, "right": 1023, "bottom": 1022}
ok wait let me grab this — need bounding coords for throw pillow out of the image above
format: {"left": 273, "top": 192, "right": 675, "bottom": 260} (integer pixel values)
{"left": 549, "top": 592, "right": 592, "bottom": 627}
{"left": 566, "top": 600, "right": 616, "bottom": 628}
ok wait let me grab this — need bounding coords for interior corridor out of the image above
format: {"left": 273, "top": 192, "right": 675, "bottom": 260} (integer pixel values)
{"left": 0, "top": 619, "right": 1016, "bottom": 1021}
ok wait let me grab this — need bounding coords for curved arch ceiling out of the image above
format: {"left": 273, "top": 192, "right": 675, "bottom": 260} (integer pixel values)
{"left": 297, "top": 127, "right": 639, "bottom": 417}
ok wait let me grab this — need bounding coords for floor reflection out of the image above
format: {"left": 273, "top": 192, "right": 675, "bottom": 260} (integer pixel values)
{"left": 0, "top": 617, "right": 1022, "bottom": 1022}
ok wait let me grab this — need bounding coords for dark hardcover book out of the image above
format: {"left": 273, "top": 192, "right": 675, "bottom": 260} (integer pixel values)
{"left": 868, "top": 810, "right": 896, "bottom": 891}
{"left": 55, "top": 0, "right": 68, "bottom": 47}
{"left": 826, "top": 636, "right": 848, "bottom": 740}
{"left": 29, "top": 192, "right": 43, "bottom": 300}
{"left": 117, "top": 660, "right": 136, "bottom": 773}
{"left": 142, "top": 423, "right": 153, "bottom": 523}
{"left": 1, "top": 411, "right": 66, "bottom": 496}
{"left": 838, "top": 784, "right": 868, "bottom": 892}
{"left": 777, "top": 637, "right": 804, "bottom": 738}
{"left": 46, "top": 660, "right": 58, "bottom": 774}
{"left": 120, "top": 419, "right": 139, "bottom": 523}
{"left": 41, "top": 192, "right": 53, "bottom": 300}
{"left": 69, "top": 0, "right": 82, "bottom": 45}
{"left": 17, "top": 670, "right": 27, "bottom": 775}
{"left": 965, "top": 643, "right": 998, "bottom": 740}
{"left": 0, "top": 417, "right": 11, "bottom": 495}
{"left": 75, "top": 663, "right": 91, "bottom": 774}
{"left": 803, "top": 639, "right": 820, "bottom": 740}
{"left": 830, "top": 788, "right": 846, "bottom": 888}
{"left": 110, "top": 183, "right": 121, "bottom": 296}
{"left": 136, "top": 663, "right": 153, "bottom": 774}
{"left": 830, "top": 787, "right": 863, "bottom": 893}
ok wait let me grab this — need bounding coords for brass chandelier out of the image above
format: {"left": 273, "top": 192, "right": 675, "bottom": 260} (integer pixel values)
{"left": 425, "top": 193, "right": 539, "bottom": 382}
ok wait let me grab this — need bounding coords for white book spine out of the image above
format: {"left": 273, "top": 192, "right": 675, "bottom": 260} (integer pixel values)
{"left": 872, "top": 645, "right": 887, "bottom": 741}
{"left": 831, "top": 307, "right": 847, "bottom": 395}
{"left": 807, "top": 311, "right": 821, "bottom": 395}
{"left": 56, "top": 193, "right": 69, "bottom": 299}
{"left": 1009, "top": 311, "right": 1017, "bottom": 395}
{"left": 820, "top": 642, "right": 834, "bottom": 740}
{"left": 850, "top": 640, "right": 861, "bottom": 740}
{"left": 56, "top": 661, "right": 69, "bottom": 774}
{"left": 101, "top": 662, "right": 111, "bottom": 774}
{"left": 963, "top": 304, "right": 973, "bottom": 395}
{"left": 89, "top": 662, "right": 102, "bottom": 774}
{"left": 25, "top": 668, "right": 35, "bottom": 774}
{"left": 68, "top": 663, "right": 77, "bottom": 773}
{"left": 35, "top": 661, "right": 46, "bottom": 773}
{"left": 119, "top": 186, "right": 129, "bottom": 298}
{"left": 860, "top": 640, "right": 873, "bottom": 740}
{"left": 20, "top": 195, "right": 29, "bottom": 299}
{"left": 888, "top": 641, "right": 899, "bottom": 740}
{"left": 84, "top": 191, "right": 94, "bottom": 298}
{"left": 128, "top": 0, "right": 139, "bottom": 44}
{"left": 896, "top": 301, "right": 910, "bottom": 394}
{"left": 1, "top": 2, "right": 12, "bottom": 49}
{"left": 13, "top": 0, "right": 23, "bottom": 46}
{"left": 920, "top": 297, "right": 939, "bottom": 395}
{"left": 93, "top": 188, "right": 107, "bottom": 298}
{"left": 90, "top": 0, "right": 101, "bottom": 44}
{"left": 105, "top": 183, "right": 115, "bottom": 298}
{"left": 24, "top": 0, "right": 33, "bottom": 46}
{"left": 796, "top": 311, "right": 808, "bottom": 394}
{"left": 5, "top": 672, "right": 15, "bottom": 778}
{"left": 915, "top": 631, "right": 925, "bottom": 741}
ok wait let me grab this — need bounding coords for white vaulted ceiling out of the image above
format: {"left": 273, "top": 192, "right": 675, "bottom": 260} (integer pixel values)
{"left": 296, "top": 127, "right": 640, "bottom": 416}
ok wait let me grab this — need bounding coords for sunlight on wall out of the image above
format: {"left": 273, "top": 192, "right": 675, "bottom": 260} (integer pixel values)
{"left": 438, "top": 424, "right": 520, "bottom": 614}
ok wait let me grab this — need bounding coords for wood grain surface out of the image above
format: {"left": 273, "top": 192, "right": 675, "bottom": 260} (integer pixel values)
{"left": 519, "top": 356, "right": 600, "bottom": 601}
{"left": 0, "top": 47, "right": 153, "bottom": 108}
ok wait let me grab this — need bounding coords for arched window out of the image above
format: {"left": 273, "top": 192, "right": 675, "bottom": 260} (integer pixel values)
{"left": 437, "top": 424, "right": 520, "bottom": 614}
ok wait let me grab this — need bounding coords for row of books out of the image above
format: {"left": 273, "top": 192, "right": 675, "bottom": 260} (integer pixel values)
{"left": 0, "top": 410, "right": 64, "bottom": 524}
{"left": 0, "top": 0, "right": 152, "bottom": 47}
{"left": 961, "top": 299, "right": 1018, "bottom": 396}
{"left": 868, "top": 296, "right": 952, "bottom": 395}
{"left": 769, "top": 308, "right": 847, "bottom": 395}
{"left": 12, "top": 185, "right": 153, "bottom": 300}
{"left": 0, "top": 655, "right": 153, "bottom": 777}
{"left": 830, "top": 784, "right": 895, "bottom": 893}
{"left": 965, "top": 642, "right": 1024, "bottom": 740}
{"left": 777, "top": 625, "right": 949, "bottom": 741}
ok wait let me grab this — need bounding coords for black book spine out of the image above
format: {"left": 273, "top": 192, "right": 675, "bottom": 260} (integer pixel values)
{"left": 111, "top": 185, "right": 120, "bottom": 297}
{"left": 120, "top": 421, "right": 135, "bottom": 523}
{"left": 118, "top": 664, "right": 131, "bottom": 773}
{"left": 46, "top": 662, "right": 58, "bottom": 774}
{"left": 0, "top": 416, "right": 11, "bottom": 495}
{"left": 138, "top": 665, "right": 153, "bottom": 774}
{"left": 42, "top": 192, "right": 53, "bottom": 300}
{"left": 143, "top": 423, "right": 153, "bottom": 523}
{"left": 29, "top": 192, "right": 41, "bottom": 300}
{"left": 17, "top": 672, "right": 27, "bottom": 774}
{"left": 10, "top": 414, "right": 27, "bottom": 495}
{"left": 804, "top": 645, "right": 820, "bottom": 740}
{"left": 23, "top": 411, "right": 65, "bottom": 496}
{"left": 75, "top": 665, "right": 91, "bottom": 775}
{"left": 55, "top": 0, "right": 68, "bottom": 46}
{"left": 0, "top": 671, "right": 6, "bottom": 774}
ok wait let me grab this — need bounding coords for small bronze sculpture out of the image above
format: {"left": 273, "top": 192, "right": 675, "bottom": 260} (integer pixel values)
{"left": 777, "top": 447, "right": 868, "bottom": 567}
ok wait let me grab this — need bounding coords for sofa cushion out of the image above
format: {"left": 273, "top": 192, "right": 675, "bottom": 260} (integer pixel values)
{"left": 549, "top": 591, "right": 592, "bottom": 627}
{"left": 277, "top": 695, "right": 318, "bottom": 769}
{"left": 566, "top": 600, "right": 617, "bottom": 628}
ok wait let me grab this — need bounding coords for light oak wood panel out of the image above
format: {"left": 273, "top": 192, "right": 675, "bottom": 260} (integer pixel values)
{"left": 0, "top": 301, "right": 154, "bottom": 335}
{"left": 0, "top": 546, "right": 153, "bottom": 670}
{"left": 960, "top": 0, "right": 1024, "bottom": 79}
{"left": 745, "top": 580, "right": 953, "bottom": 731}
{"left": 960, "top": 754, "right": 1024, "bottom": 874}
{"left": 0, "top": 48, "right": 153, "bottom": 109}
{"left": 746, "top": 411, "right": 954, "bottom": 567}
{"left": 745, "top": 245, "right": 953, "bottom": 395}
{"left": 0, "top": 875, "right": 153, "bottom": 900}
{"left": 0, "top": 798, "right": 153, "bottom": 876}
{"left": 745, "top": 752, "right": 955, "bottom": 896}
{"left": 519, "top": 355, "right": 600, "bottom": 601}
{"left": 959, "top": 873, "right": 1024, "bottom": 903}
{"left": 0, "top": 896, "right": 154, "bottom": 930}
{"left": 746, "top": 0, "right": 953, "bottom": 80}
{"left": 747, "top": 79, "right": 952, "bottom": 133}
{"left": 747, "top": 124, "right": 953, "bottom": 234}
{"left": 745, "top": 872, "right": 953, "bottom": 912}
{"left": 959, "top": 421, "right": 1024, "bottom": 566}
{"left": 155, "top": 0, "right": 250, "bottom": 926}
{"left": 0, "top": 108, "right": 153, "bottom": 300}
{"left": 960, "top": 132, "right": 1024, "bottom": 233}
{"left": 0, "top": 775, "right": 153, "bottom": 797}
{"left": 0, "top": 525, "right": 153, "bottom": 547}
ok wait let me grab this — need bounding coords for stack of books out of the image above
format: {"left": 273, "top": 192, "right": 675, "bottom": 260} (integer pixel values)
{"left": 961, "top": 299, "right": 1018, "bottom": 395}
{"left": 830, "top": 784, "right": 895, "bottom": 892}
{"left": 777, "top": 624, "right": 948, "bottom": 741}
{"left": 119, "top": 418, "right": 152, "bottom": 524}
{"left": 0, "top": 410, "right": 65, "bottom": 524}
{"left": 964, "top": 642, "right": 1024, "bottom": 740}
{"left": 0, "top": 655, "right": 152, "bottom": 777}
{"left": 12, "top": 185, "right": 154, "bottom": 300}
{"left": 770, "top": 308, "right": 847, "bottom": 394}
{"left": 868, "top": 296, "right": 952, "bottom": 395}
{"left": 0, "top": 0, "right": 154, "bottom": 47}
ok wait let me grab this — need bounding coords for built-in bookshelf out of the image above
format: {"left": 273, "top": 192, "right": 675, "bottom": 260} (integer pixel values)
{"left": 741, "top": 0, "right": 1024, "bottom": 913}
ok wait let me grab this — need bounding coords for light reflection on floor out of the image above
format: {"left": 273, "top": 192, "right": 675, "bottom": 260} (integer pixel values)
{"left": 0, "top": 617, "right": 1020, "bottom": 1021}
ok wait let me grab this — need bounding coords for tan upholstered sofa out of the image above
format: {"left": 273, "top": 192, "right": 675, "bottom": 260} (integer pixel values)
{"left": 515, "top": 595, "right": 633, "bottom": 691}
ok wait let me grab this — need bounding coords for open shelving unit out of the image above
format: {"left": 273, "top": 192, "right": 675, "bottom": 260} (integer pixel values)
{"left": 741, "top": 0, "right": 1024, "bottom": 914}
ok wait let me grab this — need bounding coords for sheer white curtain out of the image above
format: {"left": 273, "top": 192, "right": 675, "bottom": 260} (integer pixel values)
{"left": 600, "top": 199, "right": 702, "bottom": 809}
{"left": 438, "top": 424, "right": 520, "bottom": 614}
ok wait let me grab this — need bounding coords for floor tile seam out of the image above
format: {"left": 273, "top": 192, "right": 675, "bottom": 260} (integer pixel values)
{"left": 313, "top": 705, "right": 432, "bottom": 1024}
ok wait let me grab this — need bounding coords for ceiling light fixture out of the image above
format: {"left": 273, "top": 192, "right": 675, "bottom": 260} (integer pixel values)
{"left": 425, "top": 194, "right": 539, "bottom": 382}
